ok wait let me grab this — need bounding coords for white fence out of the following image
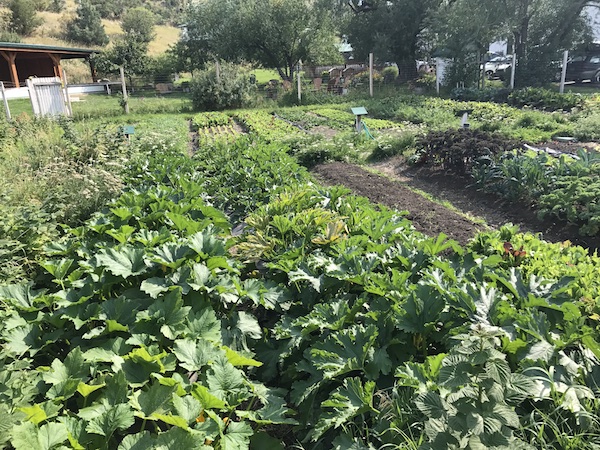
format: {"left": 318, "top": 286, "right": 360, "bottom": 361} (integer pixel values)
{"left": 26, "top": 77, "right": 68, "bottom": 117}
{"left": 2, "top": 83, "right": 110, "bottom": 100}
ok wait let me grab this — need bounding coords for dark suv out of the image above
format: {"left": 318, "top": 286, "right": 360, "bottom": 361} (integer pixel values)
{"left": 566, "top": 53, "right": 600, "bottom": 83}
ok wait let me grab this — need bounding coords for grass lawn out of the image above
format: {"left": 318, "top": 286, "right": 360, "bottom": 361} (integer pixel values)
{"left": 250, "top": 68, "right": 281, "bottom": 84}
{"left": 3, "top": 92, "right": 192, "bottom": 121}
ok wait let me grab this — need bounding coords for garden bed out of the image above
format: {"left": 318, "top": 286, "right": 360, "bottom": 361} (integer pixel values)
{"left": 312, "top": 162, "right": 484, "bottom": 245}
{"left": 313, "top": 157, "right": 600, "bottom": 252}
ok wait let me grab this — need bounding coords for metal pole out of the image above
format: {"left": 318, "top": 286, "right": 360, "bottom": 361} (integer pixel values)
{"left": 62, "top": 69, "right": 72, "bottom": 117}
{"left": 120, "top": 66, "right": 129, "bottom": 114}
{"left": 510, "top": 53, "right": 517, "bottom": 89}
{"left": 297, "top": 60, "right": 302, "bottom": 103}
{"left": 559, "top": 50, "right": 568, "bottom": 94}
{"left": 0, "top": 81, "right": 11, "bottom": 121}
{"left": 369, "top": 52, "right": 374, "bottom": 97}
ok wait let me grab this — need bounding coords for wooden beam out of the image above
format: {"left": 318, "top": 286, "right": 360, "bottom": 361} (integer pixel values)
{"left": 48, "top": 53, "right": 63, "bottom": 80}
{"left": 87, "top": 57, "right": 98, "bottom": 82}
{"left": 0, "top": 51, "right": 19, "bottom": 88}
{"left": 0, "top": 47, "right": 92, "bottom": 57}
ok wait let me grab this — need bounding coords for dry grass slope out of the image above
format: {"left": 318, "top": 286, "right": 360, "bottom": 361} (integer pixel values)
{"left": 1, "top": 0, "right": 179, "bottom": 56}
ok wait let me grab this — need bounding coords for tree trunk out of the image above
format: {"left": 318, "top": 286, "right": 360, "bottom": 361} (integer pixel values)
{"left": 514, "top": 0, "right": 530, "bottom": 60}
{"left": 554, "top": 0, "right": 587, "bottom": 46}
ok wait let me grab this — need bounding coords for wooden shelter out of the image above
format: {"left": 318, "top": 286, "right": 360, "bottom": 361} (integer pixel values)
{"left": 0, "top": 42, "right": 95, "bottom": 88}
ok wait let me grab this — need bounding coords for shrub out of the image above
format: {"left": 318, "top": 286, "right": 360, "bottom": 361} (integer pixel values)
{"left": 351, "top": 70, "right": 382, "bottom": 86}
{"left": 442, "top": 55, "right": 480, "bottom": 89}
{"left": 381, "top": 65, "right": 399, "bottom": 82}
{"left": 508, "top": 87, "right": 583, "bottom": 111}
{"left": 369, "top": 132, "right": 416, "bottom": 160}
{"left": 8, "top": 0, "right": 42, "bottom": 36}
{"left": 415, "top": 128, "right": 521, "bottom": 174}
{"left": 190, "top": 62, "right": 252, "bottom": 111}
{"left": 65, "top": 0, "right": 108, "bottom": 46}
{"left": 0, "top": 199, "right": 59, "bottom": 283}
{"left": 36, "top": 158, "right": 123, "bottom": 225}
{"left": 412, "top": 72, "right": 436, "bottom": 90}
{"left": 451, "top": 87, "right": 512, "bottom": 103}
{"left": 573, "top": 113, "right": 600, "bottom": 141}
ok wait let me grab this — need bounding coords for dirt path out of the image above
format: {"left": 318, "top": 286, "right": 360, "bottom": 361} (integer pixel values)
{"left": 312, "top": 162, "right": 485, "bottom": 246}
{"left": 312, "top": 159, "right": 600, "bottom": 251}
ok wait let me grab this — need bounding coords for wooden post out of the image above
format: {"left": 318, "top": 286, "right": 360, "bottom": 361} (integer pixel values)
{"left": 48, "top": 53, "right": 63, "bottom": 80}
{"left": 369, "top": 52, "right": 374, "bottom": 97}
{"left": 88, "top": 57, "right": 98, "bottom": 82}
{"left": 297, "top": 60, "right": 302, "bottom": 103}
{"left": 481, "top": 53, "right": 486, "bottom": 89}
{"left": 510, "top": 53, "right": 516, "bottom": 89}
{"left": 559, "top": 50, "right": 568, "bottom": 94}
{"left": 0, "top": 81, "right": 11, "bottom": 121}
{"left": 0, "top": 51, "right": 19, "bottom": 87}
{"left": 436, "top": 57, "right": 442, "bottom": 94}
{"left": 476, "top": 51, "right": 481, "bottom": 89}
{"left": 120, "top": 66, "right": 129, "bottom": 114}
{"left": 62, "top": 69, "right": 72, "bottom": 117}
{"left": 215, "top": 60, "right": 220, "bottom": 82}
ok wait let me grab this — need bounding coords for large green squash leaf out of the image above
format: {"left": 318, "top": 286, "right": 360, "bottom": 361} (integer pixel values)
{"left": 96, "top": 246, "right": 148, "bottom": 278}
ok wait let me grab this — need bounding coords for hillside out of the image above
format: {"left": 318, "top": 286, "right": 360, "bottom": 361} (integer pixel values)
{"left": 2, "top": 0, "right": 181, "bottom": 56}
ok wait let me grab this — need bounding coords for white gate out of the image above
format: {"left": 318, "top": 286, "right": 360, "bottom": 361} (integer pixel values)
{"left": 26, "top": 77, "right": 70, "bottom": 117}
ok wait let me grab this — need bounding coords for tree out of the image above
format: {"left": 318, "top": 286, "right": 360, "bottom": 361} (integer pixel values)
{"left": 509, "top": 0, "right": 592, "bottom": 85}
{"left": 93, "top": 38, "right": 149, "bottom": 86}
{"left": 343, "top": 0, "right": 443, "bottom": 81}
{"left": 90, "top": 0, "right": 133, "bottom": 19}
{"left": 426, "top": 0, "right": 507, "bottom": 86}
{"left": 66, "top": 0, "right": 109, "bottom": 46}
{"left": 9, "top": 0, "right": 43, "bottom": 36}
{"left": 429, "top": 0, "right": 593, "bottom": 86}
{"left": 121, "top": 7, "right": 156, "bottom": 44}
{"left": 179, "top": 0, "right": 341, "bottom": 81}
{"left": 190, "top": 62, "right": 252, "bottom": 110}
{"left": 48, "top": 0, "right": 65, "bottom": 13}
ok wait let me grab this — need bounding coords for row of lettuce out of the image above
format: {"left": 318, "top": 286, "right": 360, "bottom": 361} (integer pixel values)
{"left": 1, "top": 114, "right": 600, "bottom": 449}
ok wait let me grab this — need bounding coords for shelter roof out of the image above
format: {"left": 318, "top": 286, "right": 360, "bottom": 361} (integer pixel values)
{"left": 0, "top": 42, "right": 96, "bottom": 59}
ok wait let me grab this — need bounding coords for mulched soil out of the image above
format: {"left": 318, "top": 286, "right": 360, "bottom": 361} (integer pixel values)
{"left": 312, "top": 158, "right": 600, "bottom": 252}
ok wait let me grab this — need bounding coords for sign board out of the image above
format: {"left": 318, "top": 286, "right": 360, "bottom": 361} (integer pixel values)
{"left": 121, "top": 125, "right": 135, "bottom": 135}
{"left": 351, "top": 107, "right": 368, "bottom": 116}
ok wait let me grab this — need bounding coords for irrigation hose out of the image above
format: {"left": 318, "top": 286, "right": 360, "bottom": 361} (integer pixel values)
{"left": 362, "top": 122, "right": 375, "bottom": 140}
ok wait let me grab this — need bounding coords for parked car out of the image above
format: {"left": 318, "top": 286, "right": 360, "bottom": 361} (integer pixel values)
{"left": 565, "top": 52, "right": 600, "bottom": 83}
{"left": 483, "top": 55, "right": 512, "bottom": 79}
